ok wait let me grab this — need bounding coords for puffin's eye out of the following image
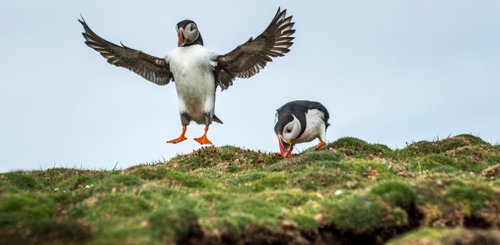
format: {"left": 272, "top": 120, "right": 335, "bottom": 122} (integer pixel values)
{"left": 190, "top": 23, "right": 196, "bottom": 31}
{"left": 286, "top": 128, "right": 292, "bottom": 133}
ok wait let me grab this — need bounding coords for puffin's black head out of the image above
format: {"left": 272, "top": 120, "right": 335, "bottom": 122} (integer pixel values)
{"left": 274, "top": 113, "right": 301, "bottom": 152}
{"left": 176, "top": 19, "right": 204, "bottom": 47}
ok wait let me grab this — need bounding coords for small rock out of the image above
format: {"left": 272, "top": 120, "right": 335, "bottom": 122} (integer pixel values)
{"left": 314, "top": 213, "right": 324, "bottom": 223}
{"left": 140, "top": 220, "right": 149, "bottom": 228}
{"left": 316, "top": 192, "right": 324, "bottom": 199}
{"left": 281, "top": 220, "right": 298, "bottom": 228}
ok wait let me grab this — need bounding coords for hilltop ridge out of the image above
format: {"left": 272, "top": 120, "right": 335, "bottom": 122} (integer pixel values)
{"left": 0, "top": 134, "right": 499, "bottom": 244}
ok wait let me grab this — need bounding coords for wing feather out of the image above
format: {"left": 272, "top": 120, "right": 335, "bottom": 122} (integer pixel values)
{"left": 215, "top": 8, "right": 295, "bottom": 90}
{"left": 79, "top": 17, "right": 172, "bottom": 85}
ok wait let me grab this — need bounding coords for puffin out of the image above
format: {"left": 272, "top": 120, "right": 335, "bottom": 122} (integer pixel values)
{"left": 79, "top": 8, "right": 295, "bottom": 145}
{"left": 274, "top": 100, "right": 331, "bottom": 157}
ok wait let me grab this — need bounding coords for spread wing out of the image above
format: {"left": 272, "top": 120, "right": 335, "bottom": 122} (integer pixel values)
{"left": 215, "top": 7, "right": 295, "bottom": 90}
{"left": 79, "top": 17, "right": 173, "bottom": 85}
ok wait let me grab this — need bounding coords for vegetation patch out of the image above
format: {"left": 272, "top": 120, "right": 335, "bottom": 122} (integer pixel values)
{"left": 387, "top": 227, "right": 500, "bottom": 245}
{"left": 0, "top": 134, "right": 498, "bottom": 244}
{"left": 371, "top": 181, "right": 416, "bottom": 208}
{"left": 322, "top": 137, "right": 393, "bottom": 158}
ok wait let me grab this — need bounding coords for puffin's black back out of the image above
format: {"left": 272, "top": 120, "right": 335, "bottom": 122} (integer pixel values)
{"left": 275, "top": 100, "right": 330, "bottom": 137}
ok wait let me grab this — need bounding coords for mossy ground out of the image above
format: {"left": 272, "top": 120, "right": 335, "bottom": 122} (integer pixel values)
{"left": 0, "top": 134, "right": 498, "bottom": 244}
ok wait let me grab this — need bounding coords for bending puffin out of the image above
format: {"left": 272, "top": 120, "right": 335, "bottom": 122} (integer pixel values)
{"left": 79, "top": 8, "right": 295, "bottom": 145}
{"left": 274, "top": 100, "right": 331, "bottom": 157}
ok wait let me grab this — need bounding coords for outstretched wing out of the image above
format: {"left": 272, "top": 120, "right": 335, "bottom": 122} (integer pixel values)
{"left": 79, "top": 17, "right": 173, "bottom": 85}
{"left": 215, "top": 7, "right": 295, "bottom": 90}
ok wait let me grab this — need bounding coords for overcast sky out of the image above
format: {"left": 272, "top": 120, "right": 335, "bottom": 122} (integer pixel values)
{"left": 1, "top": 1, "right": 499, "bottom": 172}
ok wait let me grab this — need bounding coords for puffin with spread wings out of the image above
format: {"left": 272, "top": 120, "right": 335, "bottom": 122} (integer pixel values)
{"left": 79, "top": 8, "right": 295, "bottom": 145}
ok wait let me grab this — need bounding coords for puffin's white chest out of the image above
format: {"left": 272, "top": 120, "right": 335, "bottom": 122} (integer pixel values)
{"left": 167, "top": 45, "right": 217, "bottom": 123}
{"left": 296, "top": 109, "right": 326, "bottom": 143}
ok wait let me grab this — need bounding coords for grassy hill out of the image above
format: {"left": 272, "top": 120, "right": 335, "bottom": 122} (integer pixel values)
{"left": 1, "top": 134, "right": 499, "bottom": 244}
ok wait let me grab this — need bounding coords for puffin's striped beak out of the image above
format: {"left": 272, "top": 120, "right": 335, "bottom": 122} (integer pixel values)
{"left": 177, "top": 27, "right": 190, "bottom": 47}
{"left": 278, "top": 135, "right": 291, "bottom": 156}
{"left": 278, "top": 135, "right": 285, "bottom": 155}
{"left": 177, "top": 28, "right": 185, "bottom": 46}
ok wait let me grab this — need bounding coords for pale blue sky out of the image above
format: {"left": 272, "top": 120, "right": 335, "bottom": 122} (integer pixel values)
{"left": 1, "top": 1, "right": 499, "bottom": 172}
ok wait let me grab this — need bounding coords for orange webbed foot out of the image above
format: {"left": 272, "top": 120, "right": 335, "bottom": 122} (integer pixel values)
{"left": 166, "top": 125, "right": 188, "bottom": 144}
{"left": 315, "top": 141, "right": 327, "bottom": 150}
{"left": 167, "top": 136, "right": 187, "bottom": 144}
{"left": 194, "top": 135, "right": 213, "bottom": 145}
{"left": 194, "top": 125, "right": 213, "bottom": 145}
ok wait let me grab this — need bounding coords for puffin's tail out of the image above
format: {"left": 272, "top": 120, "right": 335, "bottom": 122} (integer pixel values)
{"left": 213, "top": 115, "right": 223, "bottom": 124}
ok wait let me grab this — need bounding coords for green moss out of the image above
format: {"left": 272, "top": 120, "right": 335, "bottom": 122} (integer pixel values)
{"left": 431, "top": 165, "right": 459, "bottom": 173}
{"left": 12, "top": 168, "right": 106, "bottom": 193}
{"left": 388, "top": 228, "right": 500, "bottom": 245}
{"left": 371, "top": 181, "right": 416, "bottom": 207}
{"left": 232, "top": 171, "right": 266, "bottom": 184}
{"left": 294, "top": 170, "right": 350, "bottom": 191}
{"left": 348, "top": 159, "right": 397, "bottom": 180}
{"left": 409, "top": 154, "right": 456, "bottom": 172}
{"left": 163, "top": 169, "right": 212, "bottom": 188}
{"left": 325, "top": 137, "right": 392, "bottom": 158}
{"left": 258, "top": 191, "right": 311, "bottom": 207}
{"left": 92, "top": 194, "right": 151, "bottom": 218}
{"left": 387, "top": 227, "right": 443, "bottom": 244}
{"left": 445, "top": 184, "right": 495, "bottom": 214}
{"left": 456, "top": 159, "right": 489, "bottom": 173}
{"left": 148, "top": 202, "right": 196, "bottom": 242}
{"left": 0, "top": 193, "right": 54, "bottom": 224}
{"left": 90, "top": 217, "right": 156, "bottom": 245}
{"left": 4, "top": 172, "right": 38, "bottom": 190}
{"left": 453, "top": 134, "right": 488, "bottom": 145}
{"left": 327, "top": 194, "right": 383, "bottom": 234}
{"left": 486, "top": 155, "right": 500, "bottom": 165}
{"left": 169, "top": 146, "right": 279, "bottom": 171}
{"left": 95, "top": 174, "right": 142, "bottom": 192}
{"left": 58, "top": 172, "right": 101, "bottom": 191}
{"left": 267, "top": 152, "right": 343, "bottom": 173}
{"left": 128, "top": 166, "right": 212, "bottom": 188}
{"left": 395, "top": 134, "right": 490, "bottom": 160}
{"left": 108, "top": 174, "right": 142, "bottom": 186}
{"left": 225, "top": 165, "right": 239, "bottom": 173}
{"left": 0, "top": 134, "right": 497, "bottom": 243}
{"left": 288, "top": 215, "right": 319, "bottom": 229}
{"left": 250, "top": 174, "right": 288, "bottom": 191}
{"left": 196, "top": 194, "right": 281, "bottom": 229}
{"left": 127, "top": 165, "right": 167, "bottom": 180}
{"left": 299, "top": 150, "right": 343, "bottom": 162}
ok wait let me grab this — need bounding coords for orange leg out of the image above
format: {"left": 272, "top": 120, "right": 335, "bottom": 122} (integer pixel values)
{"left": 166, "top": 125, "right": 188, "bottom": 144}
{"left": 315, "top": 140, "right": 327, "bottom": 150}
{"left": 194, "top": 125, "right": 213, "bottom": 145}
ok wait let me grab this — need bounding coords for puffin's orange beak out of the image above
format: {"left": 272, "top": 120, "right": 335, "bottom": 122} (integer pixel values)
{"left": 278, "top": 136, "right": 286, "bottom": 156}
{"left": 177, "top": 27, "right": 190, "bottom": 47}
{"left": 278, "top": 135, "right": 294, "bottom": 157}
{"left": 177, "top": 28, "right": 184, "bottom": 46}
